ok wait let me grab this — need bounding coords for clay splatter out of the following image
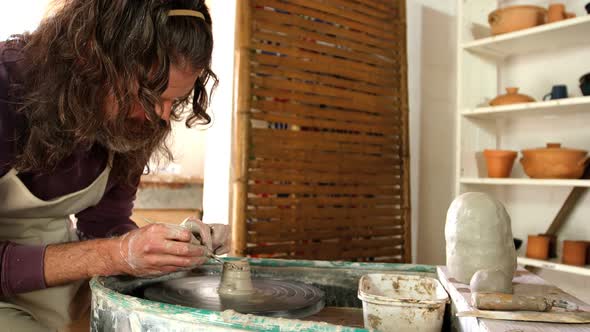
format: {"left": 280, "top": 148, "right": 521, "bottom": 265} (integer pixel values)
{"left": 367, "top": 314, "right": 382, "bottom": 329}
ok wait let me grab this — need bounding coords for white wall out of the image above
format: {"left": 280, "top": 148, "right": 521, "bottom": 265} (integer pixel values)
{"left": 0, "top": 1, "right": 50, "bottom": 40}
{"left": 406, "top": 0, "right": 458, "bottom": 265}
{"left": 201, "top": 0, "right": 236, "bottom": 225}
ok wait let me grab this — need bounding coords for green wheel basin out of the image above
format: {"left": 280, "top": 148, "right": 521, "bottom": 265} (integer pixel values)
{"left": 90, "top": 258, "right": 436, "bottom": 331}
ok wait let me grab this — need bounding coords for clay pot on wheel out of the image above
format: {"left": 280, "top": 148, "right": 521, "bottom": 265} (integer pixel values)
{"left": 520, "top": 143, "right": 589, "bottom": 179}
{"left": 490, "top": 87, "right": 535, "bottom": 106}
{"left": 526, "top": 235, "right": 551, "bottom": 260}
{"left": 488, "top": 6, "right": 546, "bottom": 35}
{"left": 483, "top": 150, "right": 517, "bottom": 178}
{"left": 562, "top": 240, "right": 587, "bottom": 266}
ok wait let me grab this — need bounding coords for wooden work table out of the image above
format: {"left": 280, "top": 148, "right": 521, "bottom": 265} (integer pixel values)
{"left": 438, "top": 266, "right": 590, "bottom": 332}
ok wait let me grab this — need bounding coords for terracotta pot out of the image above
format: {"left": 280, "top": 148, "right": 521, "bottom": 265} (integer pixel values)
{"left": 483, "top": 150, "right": 517, "bottom": 178}
{"left": 488, "top": 6, "right": 546, "bottom": 35}
{"left": 520, "top": 143, "right": 589, "bottom": 179}
{"left": 562, "top": 240, "right": 587, "bottom": 266}
{"left": 490, "top": 87, "right": 535, "bottom": 106}
{"left": 547, "top": 3, "right": 566, "bottom": 23}
{"left": 526, "top": 235, "right": 551, "bottom": 260}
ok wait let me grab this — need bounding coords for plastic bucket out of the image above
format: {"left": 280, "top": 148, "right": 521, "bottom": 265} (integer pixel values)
{"left": 357, "top": 274, "right": 449, "bottom": 332}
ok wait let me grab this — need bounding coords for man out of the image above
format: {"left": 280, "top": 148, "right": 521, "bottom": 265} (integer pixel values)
{"left": 0, "top": 1, "right": 229, "bottom": 330}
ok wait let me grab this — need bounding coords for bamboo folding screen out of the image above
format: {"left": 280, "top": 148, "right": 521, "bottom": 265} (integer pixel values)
{"left": 231, "top": 0, "right": 410, "bottom": 262}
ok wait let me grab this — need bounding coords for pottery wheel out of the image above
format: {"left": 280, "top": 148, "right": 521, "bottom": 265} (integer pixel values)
{"left": 143, "top": 276, "right": 325, "bottom": 318}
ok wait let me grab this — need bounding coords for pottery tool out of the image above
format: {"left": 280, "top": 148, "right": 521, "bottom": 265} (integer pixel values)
{"left": 457, "top": 309, "right": 590, "bottom": 323}
{"left": 472, "top": 292, "right": 579, "bottom": 312}
{"left": 141, "top": 217, "right": 228, "bottom": 266}
{"left": 143, "top": 260, "right": 325, "bottom": 318}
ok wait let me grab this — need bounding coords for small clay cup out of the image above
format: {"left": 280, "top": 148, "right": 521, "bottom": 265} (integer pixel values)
{"left": 218, "top": 260, "right": 255, "bottom": 296}
{"left": 548, "top": 3, "right": 566, "bottom": 23}
{"left": 526, "top": 235, "right": 551, "bottom": 260}
{"left": 566, "top": 12, "right": 576, "bottom": 18}
{"left": 483, "top": 150, "right": 518, "bottom": 178}
{"left": 562, "top": 240, "right": 587, "bottom": 266}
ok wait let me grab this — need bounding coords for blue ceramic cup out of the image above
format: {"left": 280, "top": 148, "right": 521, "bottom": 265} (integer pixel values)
{"left": 543, "top": 85, "right": 568, "bottom": 100}
{"left": 581, "top": 73, "right": 590, "bottom": 96}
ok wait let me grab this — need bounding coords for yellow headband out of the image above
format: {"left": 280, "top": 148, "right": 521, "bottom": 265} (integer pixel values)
{"left": 168, "top": 9, "right": 205, "bottom": 20}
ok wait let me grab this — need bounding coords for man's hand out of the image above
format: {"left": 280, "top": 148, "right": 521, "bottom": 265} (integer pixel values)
{"left": 43, "top": 223, "right": 208, "bottom": 288}
{"left": 180, "top": 217, "right": 231, "bottom": 255}
{"left": 116, "top": 223, "right": 209, "bottom": 277}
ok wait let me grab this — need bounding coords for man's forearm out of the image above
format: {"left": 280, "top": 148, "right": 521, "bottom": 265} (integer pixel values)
{"left": 44, "top": 238, "right": 124, "bottom": 287}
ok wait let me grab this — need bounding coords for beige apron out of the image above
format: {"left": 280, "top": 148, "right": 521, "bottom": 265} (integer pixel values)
{"left": 0, "top": 160, "right": 111, "bottom": 331}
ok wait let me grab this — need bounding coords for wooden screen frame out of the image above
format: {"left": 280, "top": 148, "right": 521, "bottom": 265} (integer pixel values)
{"left": 231, "top": 0, "right": 410, "bottom": 263}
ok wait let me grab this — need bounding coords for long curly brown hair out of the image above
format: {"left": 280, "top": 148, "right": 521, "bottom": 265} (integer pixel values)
{"left": 11, "top": 0, "right": 217, "bottom": 184}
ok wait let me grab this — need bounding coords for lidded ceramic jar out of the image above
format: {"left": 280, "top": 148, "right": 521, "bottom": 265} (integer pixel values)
{"left": 520, "top": 143, "right": 589, "bottom": 179}
{"left": 490, "top": 87, "right": 535, "bottom": 106}
{"left": 488, "top": 6, "right": 546, "bottom": 35}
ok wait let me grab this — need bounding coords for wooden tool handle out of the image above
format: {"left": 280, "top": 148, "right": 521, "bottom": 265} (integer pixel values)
{"left": 472, "top": 292, "right": 552, "bottom": 312}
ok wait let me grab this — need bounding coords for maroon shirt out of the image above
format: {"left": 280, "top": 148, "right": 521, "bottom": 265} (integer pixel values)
{"left": 0, "top": 42, "right": 139, "bottom": 297}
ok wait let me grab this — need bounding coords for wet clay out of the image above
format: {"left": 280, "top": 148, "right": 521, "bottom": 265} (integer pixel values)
{"left": 218, "top": 260, "right": 255, "bottom": 296}
{"left": 470, "top": 269, "right": 513, "bottom": 294}
{"left": 445, "top": 192, "right": 516, "bottom": 284}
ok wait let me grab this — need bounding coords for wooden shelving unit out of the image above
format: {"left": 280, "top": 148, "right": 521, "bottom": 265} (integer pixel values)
{"left": 462, "top": 96, "right": 590, "bottom": 119}
{"left": 456, "top": 1, "right": 590, "bottom": 276}
{"left": 518, "top": 256, "right": 590, "bottom": 277}
{"left": 460, "top": 178, "right": 590, "bottom": 187}
{"left": 462, "top": 15, "right": 590, "bottom": 58}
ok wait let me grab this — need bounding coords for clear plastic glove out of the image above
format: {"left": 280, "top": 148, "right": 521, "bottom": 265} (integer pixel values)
{"left": 180, "top": 217, "right": 231, "bottom": 255}
{"left": 117, "top": 223, "right": 209, "bottom": 277}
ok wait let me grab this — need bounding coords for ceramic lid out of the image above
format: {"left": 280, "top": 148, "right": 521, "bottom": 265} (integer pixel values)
{"left": 490, "top": 87, "right": 535, "bottom": 106}
{"left": 490, "top": 5, "right": 546, "bottom": 16}
{"left": 522, "top": 143, "right": 587, "bottom": 154}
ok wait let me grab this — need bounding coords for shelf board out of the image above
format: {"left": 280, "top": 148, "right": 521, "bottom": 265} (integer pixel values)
{"left": 518, "top": 256, "right": 590, "bottom": 277}
{"left": 462, "top": 96, "right": 590, "bottom": 119}
{"left": 462, "top": 15, "right": 590, "bottom": 58}
{"left": 460, "top": 178, "right": 590, "bottom": 187}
